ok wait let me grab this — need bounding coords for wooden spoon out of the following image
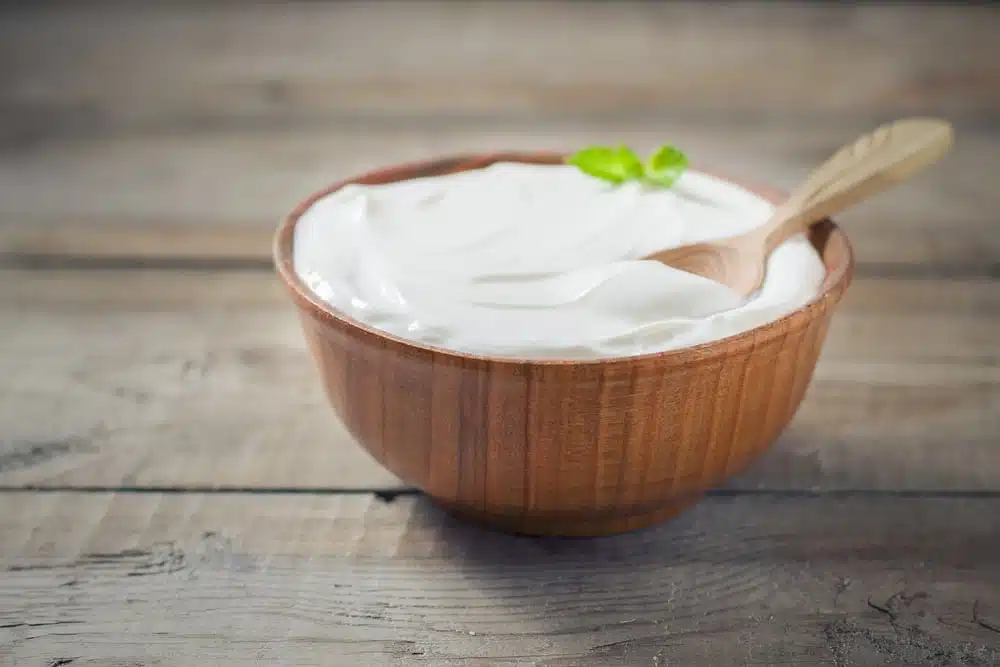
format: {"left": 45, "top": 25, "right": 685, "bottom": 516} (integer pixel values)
{"left": 642, "top": 118, "right": 954, "bottom": 296}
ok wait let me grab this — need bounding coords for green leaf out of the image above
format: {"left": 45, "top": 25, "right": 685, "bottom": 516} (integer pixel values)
{"left": 566, "top": 145, "right": 644, "bottom": 183}
{"left": 643, "top": 144, "right": 689, "bottom": 188}
{"left": 567, "top": 143, "right": 689, "bottom": 190}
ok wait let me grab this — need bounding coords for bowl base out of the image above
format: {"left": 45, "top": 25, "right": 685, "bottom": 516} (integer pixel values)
{"left": 428, "top": 495, "right": 702, "bottom": 537}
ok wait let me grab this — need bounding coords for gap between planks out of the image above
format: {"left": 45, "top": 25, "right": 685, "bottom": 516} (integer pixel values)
{"left": 6, "top": 486, "right": 1000, "bottom": 498}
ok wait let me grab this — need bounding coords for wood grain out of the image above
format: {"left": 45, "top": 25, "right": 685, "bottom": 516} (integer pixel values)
{"left": 2, "top": 1, "right": 998, "bottom": 148}
{"left": 0, "top": 268, "right": 399, "bottom": 491}
{"left": 1, "top": 121, "right": 996, "bottom": 272}
{"left": 2, "top": 266, "right": 998, "bottom": 494}
{"left": 1, "top": 492, "right": 999, "bottom": 666}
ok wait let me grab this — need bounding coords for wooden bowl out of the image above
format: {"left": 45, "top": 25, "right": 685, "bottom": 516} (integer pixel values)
{"left": 273, "top": 152, "right": 854, "bottom": 536}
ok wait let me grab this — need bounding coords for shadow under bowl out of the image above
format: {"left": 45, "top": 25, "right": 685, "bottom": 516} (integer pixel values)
{"left": 273, "top": 152, "right": 855, "bottom": 537}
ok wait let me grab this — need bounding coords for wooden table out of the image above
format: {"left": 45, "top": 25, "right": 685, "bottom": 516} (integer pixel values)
{"left": 2, "top": 2, "right": 999, "bottom": 665}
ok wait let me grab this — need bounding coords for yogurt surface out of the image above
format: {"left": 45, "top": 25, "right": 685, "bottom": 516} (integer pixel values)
{"left": 292, "top": 162, "right": 826, "bottom": 359}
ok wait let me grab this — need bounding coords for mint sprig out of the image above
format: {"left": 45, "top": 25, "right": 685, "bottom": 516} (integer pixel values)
{"left": 566, "top": 143, "right": 689, "bottom": 188}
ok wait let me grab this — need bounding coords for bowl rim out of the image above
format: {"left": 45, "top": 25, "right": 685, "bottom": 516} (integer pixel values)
{"left": 273, "top": 151, "right": 855, "bottom": 369}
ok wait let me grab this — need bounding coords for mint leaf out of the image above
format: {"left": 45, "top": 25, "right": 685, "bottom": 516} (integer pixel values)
{"left": 566, "top": 146, "right": 644, "bottom": 183}
{"left": 567, "top": 143, "right": 689, "bottom": 189}
{"left": 644, "top": 144, "right": 689, "bottom": 187}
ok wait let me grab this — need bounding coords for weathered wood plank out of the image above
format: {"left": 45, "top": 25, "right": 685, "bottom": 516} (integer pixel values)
{"left": 2, "top": 1, "right": 998, "bottom": 148}
{"left": 1, "top": 269, "right": 998, "bottom": 491}
{"left": 1, "top": 120, "right": 996, "bottom": 271}
{"left": 1, "top": 492, "right": 998, "bottom": 666}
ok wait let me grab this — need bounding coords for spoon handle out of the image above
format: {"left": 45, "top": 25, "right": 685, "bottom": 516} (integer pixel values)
{"left": 761, "top": 118, "right": 954, "bottom": 253}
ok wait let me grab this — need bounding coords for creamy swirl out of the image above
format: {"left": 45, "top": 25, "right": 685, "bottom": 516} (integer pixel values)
{"left": 292, "top": 162, "right": 826, "bottom": 359}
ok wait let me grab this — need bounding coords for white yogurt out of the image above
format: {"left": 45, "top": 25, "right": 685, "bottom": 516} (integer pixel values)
{"left": 292, "top": 162, "right": 826, "bottom": 359}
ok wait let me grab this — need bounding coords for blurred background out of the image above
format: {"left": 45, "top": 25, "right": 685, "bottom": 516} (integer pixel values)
{"left": 1, "top": 1, "right": 998, "bottom": 492}
{"left": 1, "top": 1, "right": 996, "bottom": 268}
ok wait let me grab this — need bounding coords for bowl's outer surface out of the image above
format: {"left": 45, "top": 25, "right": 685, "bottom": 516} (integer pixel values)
{"left": 274, "top": 152, "right": 855, "bottom": 536}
